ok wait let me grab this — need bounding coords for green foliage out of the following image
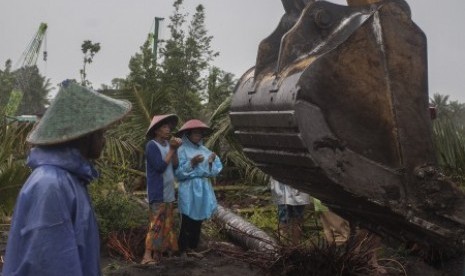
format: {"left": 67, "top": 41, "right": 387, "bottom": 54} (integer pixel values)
{"left": 158, "top": 0, "right": 219, "bottom": 121}
{"left": 96, "top": 0, "right": 232, "bottom": 190}
{"left": 432, "top": 119, "right": 465, "bottom": 183}
{"left": 245, "top": 208, "right": 278, "bottom": 234}
{"left": 0, "top": 119, "right": 32, "bottom": 217}
{"left": 430, "top": 93, "right": 465, "bottom": 124}
{"left": 270, "top": 233, "right": 384, "bottom": 276}
{"left": 91, "top": 146, "right": 147, "bottom": 238}
{"left": 80, "top": 40, "right": 101, "bottom": 87}
{"left": 185, "top": 4, "right": 219, "bottom": 93}
{"left": 4, "top": 89, "right": 22, "bottom": 116}
{"left": 203, "top": 219, "right": 229, "bottom": 241}
{"left": 430, "top": 93, "right": 465, "bottom": 188}
{"left": 430, "top": 93, "right": 450, "bottom": 115}
{"left": 14, "top": 66, "right": 50, "bottom": 115}
{"left": 0, "top": 61, "right": 55, "bottom": 220}
{"left": 205, "top": 66, "right": 235, "bottom": 115}
{"left": 126, "top": 39, "right": 159, "bottom": 91}
{"left": 1, "top": 60, "right": 50, "bottom": 116}
{"left": 90, "top": 185, "right": 146, "bottom": 238}
{"left": 0, "top": 60, "right": 15, "bottom": 113}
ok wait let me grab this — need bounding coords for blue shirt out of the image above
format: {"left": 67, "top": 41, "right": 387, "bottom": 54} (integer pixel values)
{"left": 3, "top": 146, "right": 101, "bottom": 276}
{"left": 145, "top": 140, "right": 176, "bottom": 203}
{"left": 175, "top": 136, "right": 223, "bottom": 220}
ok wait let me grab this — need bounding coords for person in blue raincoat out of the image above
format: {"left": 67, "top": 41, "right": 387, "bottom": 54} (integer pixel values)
{"left": 2, "top": 81, "right": 131, "bottom": 276}
{"left": 174, "top": 119, "right": 222, "bottom": 257}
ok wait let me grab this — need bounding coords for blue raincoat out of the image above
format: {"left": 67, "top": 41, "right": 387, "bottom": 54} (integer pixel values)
{"left": 175, "top": 135, "right": 222, "bottom": 220}
{"left": 2, "top": 146, "right": 101, "bottom": 276}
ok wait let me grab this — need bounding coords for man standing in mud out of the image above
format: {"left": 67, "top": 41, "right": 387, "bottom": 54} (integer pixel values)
{"left": 2, "top": 81, "right": 131, "bottom": 276}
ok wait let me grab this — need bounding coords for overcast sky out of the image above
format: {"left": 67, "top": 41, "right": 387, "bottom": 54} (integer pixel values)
{"left": 1, "top": 0, "right": 464, "bottom": 102}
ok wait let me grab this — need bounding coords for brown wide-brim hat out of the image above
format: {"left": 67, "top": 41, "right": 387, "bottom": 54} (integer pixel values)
{"left": 175, "top": 119, "right": 212, "bottom": 138}
{"left": 146, "top": 114, "right": 179, "bottom": 139}
{"left": 27, "top": 81, "right": 132, "bottom": 145}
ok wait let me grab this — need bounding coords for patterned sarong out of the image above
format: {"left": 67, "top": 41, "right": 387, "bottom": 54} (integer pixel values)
{"left": 145, "top": 202, "right": 178, "bottom": 252}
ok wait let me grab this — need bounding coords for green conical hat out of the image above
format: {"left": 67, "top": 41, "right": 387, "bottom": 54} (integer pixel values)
{"left": 27, "top": 82, "right": 131, "bottom": 145}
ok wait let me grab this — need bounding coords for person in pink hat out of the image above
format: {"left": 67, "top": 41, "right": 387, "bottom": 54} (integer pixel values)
{"left": 174, "top": 119, "right": 223, "bottom": 258}
{"left": 141, "top": 114, "right": 182, "bottom": 265}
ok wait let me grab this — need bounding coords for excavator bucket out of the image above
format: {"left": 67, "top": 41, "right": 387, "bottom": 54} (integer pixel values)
{"left": 230, "top": 0, "right": 465, "bottom": 254}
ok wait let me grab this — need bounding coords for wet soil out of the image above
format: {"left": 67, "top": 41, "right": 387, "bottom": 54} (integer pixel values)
{"left": 101, "top": 250, "right": 263, "bottom": 276}
{"left": 2, "top": 184, "right": 464, "bottom": 275}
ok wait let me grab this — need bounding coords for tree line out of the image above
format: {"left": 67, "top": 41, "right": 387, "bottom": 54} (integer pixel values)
{"left": 0, "top": 0, "right": 254, "bottom": 221}
{"left": 1, "top": 0, "right": 464, "bottom": 224}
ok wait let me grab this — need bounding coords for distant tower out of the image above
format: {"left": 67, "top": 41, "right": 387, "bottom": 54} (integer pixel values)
{"left": 153, "top": 17, "right": 164, "bottom": 65}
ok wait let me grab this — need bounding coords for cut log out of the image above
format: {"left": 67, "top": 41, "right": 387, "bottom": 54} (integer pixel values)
{"left": 212, "top": 205, "right": 278, "bottom": 255}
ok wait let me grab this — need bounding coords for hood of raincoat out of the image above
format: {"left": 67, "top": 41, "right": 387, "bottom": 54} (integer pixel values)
{"left": 2, "top": 145, "right": 101, "bottom": 275}
{"left": 182, "top": 133, "right": 204, "bottom": 147}
{"left": 27, "top": 146, "right": 98, "bottom": 183}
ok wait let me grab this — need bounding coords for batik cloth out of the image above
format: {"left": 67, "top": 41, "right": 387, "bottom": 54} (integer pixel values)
{"left": 144, "top": 202, "right": 178, "bottom": 252}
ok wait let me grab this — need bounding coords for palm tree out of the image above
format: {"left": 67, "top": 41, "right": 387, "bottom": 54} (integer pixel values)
{"left": 95, "top": 82, "right": 175, "bottom": 194}
{"left": 447, "top": 100, "right": 465, "bottom": 126}
{"left": 430, "top": 93, "right": 450, "bottom": 118}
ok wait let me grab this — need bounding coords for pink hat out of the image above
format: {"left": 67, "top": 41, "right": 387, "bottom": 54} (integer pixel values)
{"left": 146, "top": 114, "right": 179, "bottom": 138}
{"left": 175, "top": 119, "right": 212, "bottom": 137}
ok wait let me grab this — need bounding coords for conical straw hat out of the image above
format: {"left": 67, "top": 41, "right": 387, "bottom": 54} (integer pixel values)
{"left": 27, "top": 81, "right": 131, "bottom": 145}
{"left": 146, "top": 114, "right": 179, "bottom": 139}
{"left": 175, "top": 119, "right": 212, "bottom": 137}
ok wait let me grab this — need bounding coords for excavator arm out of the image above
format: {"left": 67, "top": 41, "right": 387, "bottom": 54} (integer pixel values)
{"left": 230, "top": 0, "right": 465, "bottom": 255}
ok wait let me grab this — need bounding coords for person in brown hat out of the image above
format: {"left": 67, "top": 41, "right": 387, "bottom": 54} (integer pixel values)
{"left": 174, "top": 119, "right": 223, "bottom": 258}
{"left": 141, "top": 114, "right": 182, "bottom": 265}
{"left": 2, "top": 81, "right": 131, "bottom": 276}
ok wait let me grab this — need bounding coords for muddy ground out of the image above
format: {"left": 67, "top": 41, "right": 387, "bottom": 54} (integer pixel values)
{"left": 3, "top": 235, "right": 460, "bottom": 276}
{"left": 2, "top": 220, "right": 265, "bottom": 276}
{"left": 101, "top": 249, "right": 263, "bottom": 276}
{"left": 2, "top": 184, "right": 465, "bottom": 275}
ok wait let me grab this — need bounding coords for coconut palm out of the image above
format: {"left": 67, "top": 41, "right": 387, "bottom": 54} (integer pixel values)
{"left": 96, "top": 85, "right": 173, "bottom": 191}
{"left": 430, "top": 93, "right": 450, "bottom": 118}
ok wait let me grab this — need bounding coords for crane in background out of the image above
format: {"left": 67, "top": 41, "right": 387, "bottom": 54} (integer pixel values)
{"left": 5, "top": 22, "right": 48, "bottom": 121}
{"left": 15, "top": 22, "right": 48, "bottom": 69}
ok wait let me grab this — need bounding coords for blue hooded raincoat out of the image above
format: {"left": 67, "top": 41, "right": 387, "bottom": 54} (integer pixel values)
{"left": 2, "top": 146, "right": 101, "bottom": 276}
{"left": 175, "top": 135, "right": 222, "bottom": 220}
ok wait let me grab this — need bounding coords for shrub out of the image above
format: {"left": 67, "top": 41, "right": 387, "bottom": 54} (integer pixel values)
{"left": 90, "top": 187, "right": 146, "bottom": 238}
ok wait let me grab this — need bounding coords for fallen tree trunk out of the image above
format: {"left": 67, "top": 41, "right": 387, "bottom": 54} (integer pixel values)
{"left": 212, "top": 205, "right": 278, "bottom": 255}
{"left": 130, "top": 195, "right": 278, "bottom": 255}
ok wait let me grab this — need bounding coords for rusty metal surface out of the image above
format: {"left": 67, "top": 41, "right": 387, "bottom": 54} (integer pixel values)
{"left": 230, "top": 0, "right": 465, "bottom": 254}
